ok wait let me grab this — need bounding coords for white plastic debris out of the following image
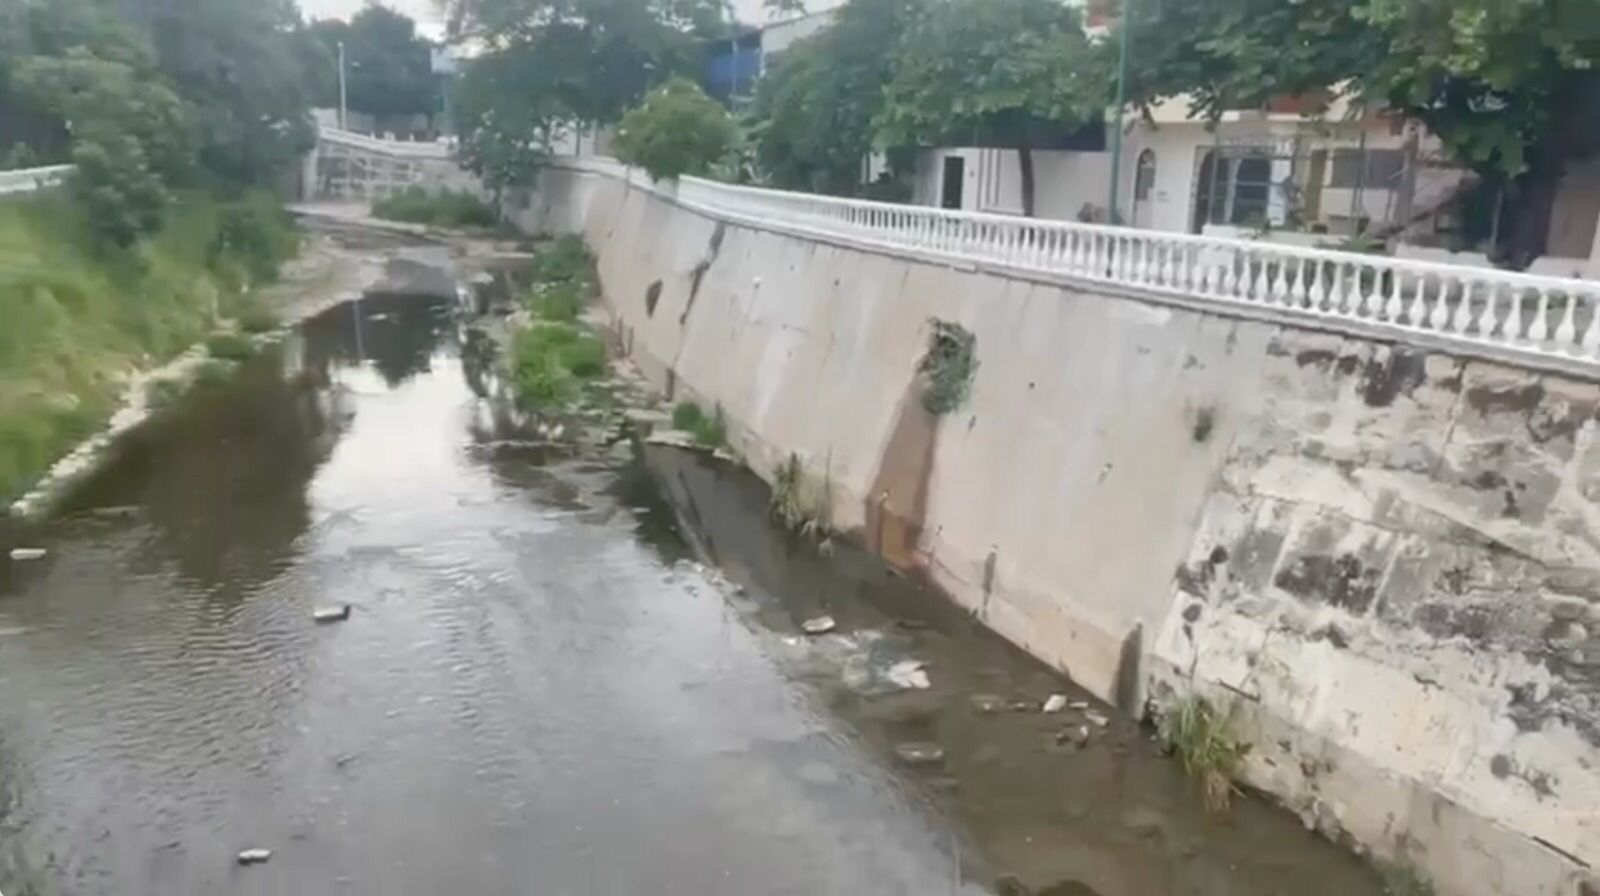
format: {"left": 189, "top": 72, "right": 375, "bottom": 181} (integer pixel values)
{"left": 1042, "top": 694, "right": 1068, "bottom": 714}
{"left": 1084, "top": 709, "right": 1110, "bottom": 728}
{"left": 886, "top": 659, "right": 931, "bottom": 690}
{"left": 313, "top": 605, "right": 353, "bottom": 624}
{"left": 801, "top": 615, "right": 836, "bottom": 636}
{"left": 894, "top": 742, "right": 944, "bottom": 765}
{"left": 8, "top": 548, "right": 46, "bottom": 562}
{"left": 236, "top": 848, "right": 272, "bottom": 865}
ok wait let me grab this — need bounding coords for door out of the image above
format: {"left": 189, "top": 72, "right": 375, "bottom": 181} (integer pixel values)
{"left": 941, "top": 156, "right": 965, "bottom": 210}
{"left": 1132, "top": 149, "right": 1157, "bottom": 228}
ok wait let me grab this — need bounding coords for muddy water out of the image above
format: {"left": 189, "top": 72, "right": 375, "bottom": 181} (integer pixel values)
{"left": 0, "top": 242, "right": 1384, "bottom": 896}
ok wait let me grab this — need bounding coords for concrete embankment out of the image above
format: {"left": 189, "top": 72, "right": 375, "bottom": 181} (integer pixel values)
{"left": 515, "top": 165, "right": 1600, "bottom": 896}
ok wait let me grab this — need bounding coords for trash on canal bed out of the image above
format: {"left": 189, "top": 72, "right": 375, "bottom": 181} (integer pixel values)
{"left": 1042, "top": 694, "right": 1068, "bottom": 714}
{"left": 236, "top": 848, "right": 272, "bottom": 865}
{"left": 9, "top": 548, "right": 46, "bottom": 562}
{"left": 894, "top": 742, "right": 944, "bottom": 765}
{"left": 801, "top": 615, "right": 836, "bottom": 636}
{"left": 313, "top": 605, "right": 353, "bottom": 624}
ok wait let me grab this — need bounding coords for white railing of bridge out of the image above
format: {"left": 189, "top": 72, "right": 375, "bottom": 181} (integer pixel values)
{"left": 318, "top": 126, "right": 453, "bottom": 160}
{"left": 554, "top": 155, "right": 1600, "bottom": 369}
{"left": 0, "top": 164, "right": 73, "bottom": 196}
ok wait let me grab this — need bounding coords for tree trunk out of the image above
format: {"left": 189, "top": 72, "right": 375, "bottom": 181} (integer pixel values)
{"left": 1497, "top": 161, "right": 1564, "bottom": 270}
{"left": 1017, "top": 144, "right": 1036, "bottom": 218}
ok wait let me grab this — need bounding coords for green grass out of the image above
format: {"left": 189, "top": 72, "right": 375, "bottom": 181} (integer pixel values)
{"left": 530, "top": 235, "right": 594, "bottom": 286}
{"left": 1380, "top": 863, "right": 1434, "bottom": 896}
{"left": 671, "top": 400, "right": 727, "bottom": 448}
{"left": 372, "top": 186, "right": 497, "bottom": 229}
{"left": 205, "top": 332, "right": 255, "bottom": 361}
{"left": 0, "top": 189, "right": 298, "bottom": 500}
{"left": 1162, "top": 696, "right": 1251, "bottom": 813}
{"left": 233, "top": 298, "right": 280, "bottom": 334}
{"left": 523, "top": 279, "right": 585, "bottom": 323}
{"left": 508, "top": 322, "right": 607, "bottom": 409}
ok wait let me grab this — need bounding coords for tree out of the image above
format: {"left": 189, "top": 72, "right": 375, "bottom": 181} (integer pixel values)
{"left": 446, "top": 0, "right": 730, "bottom": 190}
{"left": 746, "top": 0, "right": 926, "bottom": 194}
{"left": 1123, "top": 0, "right": 1600, "bottom": 267}
{"left": 614, "top": 76, "right": 737, "bottom": 179}
{"left": 1359, "top": 0, "right": 1600, "bottom": 267}
{"left": 875, "top": 0, "right": 1106, "bottom": 216}
{"left": 308, "top": 6, "right": 439, "bottom": 122}
{"left": 111, "top": 0, "right": 316, "bottom": 187}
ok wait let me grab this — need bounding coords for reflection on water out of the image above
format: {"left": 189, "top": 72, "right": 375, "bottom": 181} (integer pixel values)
{"left": 0, "top": 259, "right": 1383, "bottom": 896}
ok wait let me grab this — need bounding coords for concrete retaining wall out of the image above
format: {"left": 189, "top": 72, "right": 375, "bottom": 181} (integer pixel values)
{"left": 515, "top": 165, "right": 1600, "bottom": 896}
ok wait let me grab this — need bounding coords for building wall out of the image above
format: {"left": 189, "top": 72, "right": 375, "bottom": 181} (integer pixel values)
{"left": 517, "top": 164, "right": 1600, "bottom": 896}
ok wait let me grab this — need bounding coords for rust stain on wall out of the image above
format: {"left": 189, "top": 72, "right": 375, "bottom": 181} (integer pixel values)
{"left": 866, "top": 379, "right": 941, "bottom": 572}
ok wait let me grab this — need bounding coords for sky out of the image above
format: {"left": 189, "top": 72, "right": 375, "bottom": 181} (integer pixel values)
{"left": 296, "top": 0, "right": 446, "bottom": 35}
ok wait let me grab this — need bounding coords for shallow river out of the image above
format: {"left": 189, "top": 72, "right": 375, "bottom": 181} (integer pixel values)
{"left": 0, "top": 236, "right": 1385, "bottom": 895}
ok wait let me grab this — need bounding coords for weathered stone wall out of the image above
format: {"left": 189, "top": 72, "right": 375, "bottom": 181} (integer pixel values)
{"left": 516, "top": 166, "right": 1600, "bottom": 895}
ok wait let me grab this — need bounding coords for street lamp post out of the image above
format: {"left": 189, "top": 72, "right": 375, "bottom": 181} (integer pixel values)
{"left": 1107, "top": 0, "right": 1134, "bottom": 224}
{"left": 338, "top": 40, "right": 349, "bottom": 130}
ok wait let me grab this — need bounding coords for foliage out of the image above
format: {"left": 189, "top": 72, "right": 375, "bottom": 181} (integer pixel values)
{"left": 1379, "top": 862, "right": 1434, "bottom": 896}
{"left": 1121, "top": 0, "right": 1600, "bottom": 264}
{"left": 917, "top": 319, "right": 977, "bottom": 415}
{"left": 69, "top": 135, "right": 169, "bottom": 247}
{"left": 212, "top": 193, "right": 299, "bottom": 284}
{"left": 524, "top": 280, "right": 586, "bottom": 322}
{"left": 205, "top": 332, "right": 255, "bottom": 361}
{"left": 448, "top": 0, "right": 730, "bottom": 192}
{"left": 509, "top": 322, "right": 607, "bottom": 407}
{"left": 0, "top": 190, "right": 297, "bottom": 498}
{"left": 746, "top": 0, "right": 926, "bottom": 194}
{"left": 771, "top": 452, "right": 835, "bottom": 541}
{"left": 234, "top": 299, "right": 280, "bottom": 335}
{"left": 671, "top": 400, "right": 728, "bottom": 448}
{"left": 614, "top": 78, "right": 738, "bottom": 181}
{"left": 876, "top": 0, "right": 1105, "bottom": 216}
{"left": 307, "top": 6, "right": 439, "bottom": 122}
{"left": 115, "top": 0, "right": 316, "bottom": 187}
{"left": 1162, "top": 696, "right": 1251, "bottom": 813}
{"left": 372, "top": 187, "right": 498, "bottom": 229}
{"left": 531, "top": 235, "right": 596, "bottom": 285}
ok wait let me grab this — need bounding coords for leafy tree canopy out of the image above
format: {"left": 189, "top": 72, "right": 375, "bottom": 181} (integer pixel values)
{"left": 745, "top": 0, "right": 926, "bottom": 195}
{"left": 445, "top": 0, "right": 732, "bottom": 192}
{"left": 876, "top": 0, "right": 1106, "bottom": 215}
{"left": 308, "top": 6, "right": 440, "bottom": 122}
{"left": 1123, "top": 0, "right": 1600, "bottom": 264}
{"left": 614, "top": 76, "right": 737, "bottom": 179}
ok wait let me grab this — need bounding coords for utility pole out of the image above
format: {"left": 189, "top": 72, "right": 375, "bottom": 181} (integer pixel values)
{"left": 1107, "top": 0, "right": 1134, "bottom": 224}
{"left": 338, "top": 40, "right": 349, "bottom": 130}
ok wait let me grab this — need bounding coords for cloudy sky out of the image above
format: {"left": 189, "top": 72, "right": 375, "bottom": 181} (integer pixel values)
{"left": 296, "top": 0, "right": 446, "bottom": 33}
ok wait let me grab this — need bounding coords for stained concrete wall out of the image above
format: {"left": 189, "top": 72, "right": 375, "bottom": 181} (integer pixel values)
{"left": 515, "top": 166, "right": 1600, "bottom": 896}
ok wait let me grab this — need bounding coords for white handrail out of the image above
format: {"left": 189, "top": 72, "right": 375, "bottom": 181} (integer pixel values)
{"left": 552, "top": 155, "right": 1600, "bottom": 369}
{"left": 318, "top": 127, "right": 453, "bottom": 160}
{"left": 0, "top": 164, "right": 73, "bottom": 196}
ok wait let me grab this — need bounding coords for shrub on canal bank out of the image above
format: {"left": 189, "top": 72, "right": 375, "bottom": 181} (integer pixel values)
{"left": 671, "top": 400, "right": 727, "bottom": 448}
{"left": 205, "top": 332, "right": 256, "bottom": 361}
{"left": 1161, "top": 696, "right": 1250, "bottom": 813}
{"left": 0, "top": 190, "right": 299, "bottom": 501}
{"left": 372, "top": 187, "right": 497, "bottom": 229}
{"left": 509, "top": 322, "right": 608, "bottom": 408}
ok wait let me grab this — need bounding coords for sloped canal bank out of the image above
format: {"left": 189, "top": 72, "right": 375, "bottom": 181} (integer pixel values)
{"left": 0, "top": 230, "right": 1385, "bottom": 895}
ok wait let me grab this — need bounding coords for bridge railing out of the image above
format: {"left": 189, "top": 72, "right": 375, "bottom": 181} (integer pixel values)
{"left": 554, "top": 155, "right": 1600, "bottom": 370}
{"left": 0, "top": 165, "right": 73, "bottom": 197}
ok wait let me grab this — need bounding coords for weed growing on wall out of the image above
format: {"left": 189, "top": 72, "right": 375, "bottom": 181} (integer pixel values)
{"left": 918, "top": 319, "right": 978, "bottom": 415}
{"left": 672, "top": 401, "right": 728, "bottom": 449}
{"left": 770, "top": 453, "right": 835, "bottom": 543}
{"left": 1162, "top": 696, "right": 1250, "bottom": 812}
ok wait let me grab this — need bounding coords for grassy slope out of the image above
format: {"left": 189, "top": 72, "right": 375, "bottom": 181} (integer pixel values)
{"left": 0, "top": 190, "right": 295, "bottom": 499}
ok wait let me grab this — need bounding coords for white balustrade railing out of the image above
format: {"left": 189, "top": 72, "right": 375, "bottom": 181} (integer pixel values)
{"left": 0, "top": 164, "right": 73, "bottom": 197}
{"left": 551, "top": 156, "right": 1600, "bottom": 368}
{"left": 318, "top": 127, "right": 453, "bottom": 160}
